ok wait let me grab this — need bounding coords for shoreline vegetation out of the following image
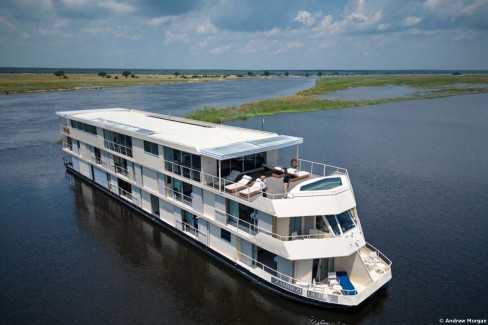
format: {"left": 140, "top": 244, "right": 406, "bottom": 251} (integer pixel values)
{"left": 2, "top": 71, "right": 487, "bottom": 123}
{"left": 0, "top": 72, "right": 247, "bottom": 95}
{"left": 185, "top": 74, "right": 488, "bottom": 123}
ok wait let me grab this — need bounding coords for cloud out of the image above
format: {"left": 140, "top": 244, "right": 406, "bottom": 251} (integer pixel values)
{"left": 404, "top": 16, "right": 422, "bottom": 26}
{"left": 164, "top": 30, "right": 190, "bottom": 44}
{"left": 294, "top": 11, "right": 316, "bottom": 27}
{"left": 210, "top": 44, "right": 232, "bottom": 54}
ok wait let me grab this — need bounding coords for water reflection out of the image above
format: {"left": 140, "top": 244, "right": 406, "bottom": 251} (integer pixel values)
{"left": 70, "top": 177, "right": 389, "bottom": 324}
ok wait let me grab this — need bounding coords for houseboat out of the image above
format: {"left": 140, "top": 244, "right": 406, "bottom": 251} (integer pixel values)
{"left": 57, "top": 108, "right": 392, "bottom": 308}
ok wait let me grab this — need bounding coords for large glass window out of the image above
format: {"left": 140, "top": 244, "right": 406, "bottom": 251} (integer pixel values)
{"left": 326, "top": 216, "right": 341, "bottom": 236}
{"left": 144, "top": 140, "right": 159, "bottom": 156}
{"left": 164, "top": 147, "right": 201, "bottom": 182}
{"left": 103, "top": 130, "right": 132, "bottom": 157}
{"left": 70, "top": 120, "right": 97, "bottom": 135}
{"left": 220, "top": 152, "right": 267, "bottom": 176}
{"left": 335, "top": 211, "right": 356, "bottom": 233}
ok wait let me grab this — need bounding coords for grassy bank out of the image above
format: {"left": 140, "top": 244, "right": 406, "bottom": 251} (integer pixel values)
{"left": 0, "top": 73, "right": 242, "bottom": 94}
{"left": 186, "top": 74, "right": 488, "bottom": 122}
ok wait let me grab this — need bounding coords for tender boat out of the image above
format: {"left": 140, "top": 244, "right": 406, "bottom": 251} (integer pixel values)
{"left": 57, "top": 108, "right": 392, "bottom": 307}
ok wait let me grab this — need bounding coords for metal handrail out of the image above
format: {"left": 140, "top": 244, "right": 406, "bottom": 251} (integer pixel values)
{"left": 175, "top": 219, "right": 205, "bottom": 238}
{"left": 60, "top": 124, "right": 70, "bottom": 135}
{"left": 215, "top": 209, "right": 327, "bottom": 241}
{"left": 111, "top": 163, "right": 130, "bottom": 178}
{"left": 62, "top": 142, "right": 73, "bottom": 151}
{"left": 365, "top": 242, "right": 392, "bottom": 267}
{"left": 91, "top": 155, "right": 104, "bottom": 166}
{"left": 108, "top": 183, "right": 139, "bottom": 205}
{"left": 163, "top": 159, "right": 201, "bottom": 182}
{"left": 103, "top": 139, "right": 133, "bottom": 157}
{"left": 164, "top": 186, "right": 193, "bottom": 207}
{"left": 279, "top": 156, "right": 348, "bottom": 177}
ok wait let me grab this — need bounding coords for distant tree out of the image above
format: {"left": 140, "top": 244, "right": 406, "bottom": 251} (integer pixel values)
{"left": 63, "top": 75, "right": 69, "bottom": 79}
{"left": 54, "top": 70, "right": 65, "bottom": 79}
{"left": 305, "top": 72, "right": 310, "bottom": 77}
{"left": 98, "top": 71, "right": 107, "bottom": 77}
{"left": 247, "top": 71, "right": 254, "bottom": 76}
{"left": 317, "top": 71, "right": 323, "bottom": 77}
{"left": 130, "top": 74, "right": 135, "bottom": 78}
{"left": 263, "top": 70, "right": 271, "bottom": 76}
{"left": 122, "top": 70, "right": 131, "bottom": 78}
{"left": 284, "top": 72, "right": 289, "bottom": 77}
{"left": 106, "top": 75, "right": 112, "bottom": 78}
{"left": 115, "top": 76, "right": 118, "bottom": 79}
{"left": 174, "top": 72, "right": 181, "bottom": 77}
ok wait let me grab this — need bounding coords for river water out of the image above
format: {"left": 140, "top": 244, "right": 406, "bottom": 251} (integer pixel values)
{"left": 1, "top": 78, "right": 487, "bottom": 324}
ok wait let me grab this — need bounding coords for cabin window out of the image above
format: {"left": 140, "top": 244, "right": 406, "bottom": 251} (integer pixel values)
{"left": 70, "top": 120, "right": 97, "bottom": 135}
{"left": 164, "top": 147, "right": 201, "bottom": 182}
{"left": 144, "top": 140, "right": 159, "bottom": 156}
{"left": 220, "top": 228, "right": 231, "bottom": 243}
{"left": 103, "top": 129, "right": 132, "bottom": 157}
{"left": 325, "top": 216, "right": 341, "bottom": 236}
{"left": 335, "top": 211, "right": 356, "bottom": 233}
{"left": 220, "top": 152, "right": 266, "bottom": 176}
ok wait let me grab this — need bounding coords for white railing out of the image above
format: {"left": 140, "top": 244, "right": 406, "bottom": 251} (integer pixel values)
{"left": 279, "top": 157, "right": 348, "bottom": 177}
{"left": 163, "top": 159, "right": 201, "bottom": 182}
{"left": 215, "top": 209, "right": 329, "bottom": 241}
{"left": 60, "top": 124, "right": 70, "bottom": 135}
{"left": 164, "top": 186, "right": 193, "bottom": 207}
{"left": 62, "top": 142, "right": 73, "bottom": 151}
{"left": 111, "top": 164, "right": 129, "bottom": 178}
{"left": 364, "top": 242, "right": 392, "bottom": 269}
{"left": 103, "top": 139, "right": 133, "bottom": 157}
{"left": 175, "top": 219, "right": 204, "bottom": 238}
{"left": 91, "top": 155, "right": 104, "bottom": 166}
{"left": 108, "top": 183, "right": 138, "bottom": 205}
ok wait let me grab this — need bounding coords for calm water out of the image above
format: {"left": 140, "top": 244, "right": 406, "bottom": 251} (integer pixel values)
{"left": 1, "top": 78, "right": 487, "bottom": 324}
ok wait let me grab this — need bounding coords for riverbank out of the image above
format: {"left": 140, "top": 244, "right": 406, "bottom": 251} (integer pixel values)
{"left": 0, "top": 73, "right": 245, "bottom": 94}
{"left": 185, "top": 74, "right": 488, "bottom": 122}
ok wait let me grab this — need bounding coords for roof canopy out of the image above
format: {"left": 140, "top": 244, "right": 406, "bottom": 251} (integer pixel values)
{"left": 200, "top": 135, "right": 303, "bottom": 160}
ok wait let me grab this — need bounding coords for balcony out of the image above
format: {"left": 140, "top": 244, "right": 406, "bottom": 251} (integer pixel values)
{"left": 103, "top": 139, "right": 133, "bottom": 158}
{"left": 60, "top": 124, "right": 70, "bottom": 135}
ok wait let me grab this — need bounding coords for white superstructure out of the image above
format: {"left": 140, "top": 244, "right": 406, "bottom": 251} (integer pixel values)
{"left": 57, "top": 108, "right": 392, "bottom": 307}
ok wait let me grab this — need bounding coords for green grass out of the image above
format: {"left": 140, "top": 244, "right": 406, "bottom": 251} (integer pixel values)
{"left": 186, "top": 74, "right": 488, "bottom": 122}
{"left": 0, "top": 73, "right": 241, "bottom": 94}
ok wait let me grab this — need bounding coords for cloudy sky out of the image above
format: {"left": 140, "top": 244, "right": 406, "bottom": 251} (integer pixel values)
{"left": 0, "top": 0, "right": 487, "bottom": 69}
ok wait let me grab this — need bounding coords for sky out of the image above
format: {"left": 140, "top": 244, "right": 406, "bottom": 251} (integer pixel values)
{"left": 0, "top": 0, "right": 487, "bottom": 70}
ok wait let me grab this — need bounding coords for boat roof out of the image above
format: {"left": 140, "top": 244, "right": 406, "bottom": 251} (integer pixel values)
{"left": 57, "top": 108, "right": 303, "bottom": 160}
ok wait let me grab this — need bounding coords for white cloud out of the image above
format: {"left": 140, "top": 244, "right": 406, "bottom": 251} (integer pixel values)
{"left": 98, "top": 0, "right": 134, "bottom": 13}
{"left": 164, "top": 31, "right": 190, "bottom": 44}
{"left": 196, "top": 19, "right": 217, "bottom": 34}
{"left": 377, "top": 23, "right": 390, "bottom": 31}
{"left": 210, "top": 44, "right": 232, "bottom": 54}
{"left": 294, "top": 11, "right": 316, "bottom": 27}
{"left": 404, "top": 16, "right": 422, "bottom": 26}
{"left": 148, "top": 16, "right": 174, "bottom": 27}
{"left": 276, "top": 40, "right": 303, "bottom": 54}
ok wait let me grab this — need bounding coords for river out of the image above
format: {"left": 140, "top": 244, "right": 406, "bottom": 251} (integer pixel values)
{"left": 0, "top": 78, "right": 487, "bottom": 324}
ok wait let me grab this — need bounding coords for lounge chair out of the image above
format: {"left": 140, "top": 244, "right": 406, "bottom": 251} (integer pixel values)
{"left": 224, "top": 175, "right": 252, "bottom": 193}
{"left": 213, "top": 170, "right": 240, "bottom": 188}
{"left": 271, "top": 166, "right": 286, "bottom": 178}
{"left": 288, "top": 168, "right": 310, "bottom": 182}
{"left": 238, "top": 178, "right": 262, "bottom": 198}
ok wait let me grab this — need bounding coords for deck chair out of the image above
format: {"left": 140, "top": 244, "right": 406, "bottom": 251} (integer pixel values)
{"left": 225, "top": 175, "right": 252, "bottom": 193}
{"left": 213, "top": 170, "right": 240, "bottom": 188}
{"left": 238, "top": 178, "right": 262, "bottom": 198}
{"left": 288, "top": 168, "right": 310, "bottom": 182}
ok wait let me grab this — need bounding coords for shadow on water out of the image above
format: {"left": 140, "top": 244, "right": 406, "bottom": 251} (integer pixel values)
{"left": 70, "top": 177, "right": 389, "bottom": 324}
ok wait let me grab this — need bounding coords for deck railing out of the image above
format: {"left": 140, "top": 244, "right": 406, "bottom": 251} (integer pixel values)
{"left": 62, "top": 142, "right": 73, "bottom": 151}
{"left": 175, "top": 219, "right": 203, "bottom": 238}
{"left": 103, "top": 139, "right": 133, "bottom": 157}
{"left": 215, "top": 209, "right": 328, "bottom": 241}
{"left": 164, "top": 186, "right": 193, "bottom": 207}
{"left": 60, "top": 124, "right": 70, "bottom": 135}
{"left": 111, "top": 164, "right": 130, "bottom": 178}
{"left": 91, "top": 155, "right": 104, "bottom": 166}
{"left": 108, "top": 183, "right": 138, "bottom": 205}
{"left": 163, "top": 159, "right": 201, "bottom": 182}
